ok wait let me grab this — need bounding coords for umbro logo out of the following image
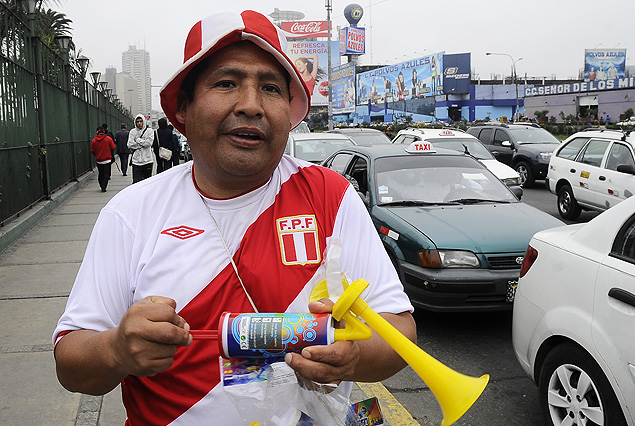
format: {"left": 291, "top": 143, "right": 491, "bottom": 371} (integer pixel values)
{"left": 161, "top": 226, "right": 205, "bottom": 240}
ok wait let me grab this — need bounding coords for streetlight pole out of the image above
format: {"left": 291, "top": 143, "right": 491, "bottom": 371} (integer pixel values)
{"left": 486, "top": 52, "right": 522, "bottom": 122}
{"left": 325, "top": 0, "right": 333, "bottom": 130}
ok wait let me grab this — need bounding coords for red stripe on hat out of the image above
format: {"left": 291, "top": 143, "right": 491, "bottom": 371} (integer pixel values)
{"left": 241, "top": 10, "right": 282, "bottom": 50}
{"left": 184, "top": 21, "right": 203, "bottom": 63}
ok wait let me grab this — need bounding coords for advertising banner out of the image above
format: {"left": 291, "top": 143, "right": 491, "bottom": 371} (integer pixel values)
{"left": 356, "top": 53, "right": 444, "bottom": 105}
{"left": 584, "top": 49, "right": 626, "bottom": 81}
{"left": 339, "top": 27, "right": 366, "bottom": 55}
{"left": 280, "top": 21, "right": 329, "bottom": 39}
{"left": 442, "top": 53, "right": 471, "bottom": 94}
{"left": 331, "top": 62, "right": 356, "bottom": 114}
{"left": 286, "top": 41, "right": 340, "bottom": 106}
{"left": 525, "top": 77, "right": 635, "bottom": 97}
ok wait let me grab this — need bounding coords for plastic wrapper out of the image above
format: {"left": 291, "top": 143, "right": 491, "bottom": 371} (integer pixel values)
{"left": 221, "top": 357, "right": 355, "bottom": 426}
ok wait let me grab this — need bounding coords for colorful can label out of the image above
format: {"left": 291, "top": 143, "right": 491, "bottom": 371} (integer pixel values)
{"left": 219, "top": 312, "right": 333, "bottom": 358}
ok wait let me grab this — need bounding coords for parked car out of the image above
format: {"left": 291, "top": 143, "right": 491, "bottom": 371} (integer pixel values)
{"left": 546, "top": 128, "right": 635, "bottom": 220}
{"left": 322, "top": 142, "right": 563, "bottom": 312}
{"left": 285, "top": 132, "right": 356, "bottom": 164}
{"left": 326, "top": 127, "right": 392, "bottom": 145}
{"left": 467, "top": 122, "right": 561, "bottom": 187}
{"left": 291, "top": 121, "right": 310, "bottom": 133}
{"left": 512, "top": 195, "right": 635, "bottom": 426}
{"left": 392, "top": 127, "right": 522, "bottom": 187}
{"left": 616, "top": 116, "right": 635, "bottom": 126}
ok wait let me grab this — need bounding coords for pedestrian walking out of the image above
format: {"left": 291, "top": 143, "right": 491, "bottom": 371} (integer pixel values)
{"left": 101, "top": 123, "right": 116, "bottom": 163}
{"left": 169, "top": 124, "right": 180, "bottom": 167}
{"left": 90, "top": 126, "right": 115, "bottom": 192}
{"left": 152, "top": 117, "right": 176, "bottom": 173}
{"left": 127, "top": 114, "right": 154, "bottom": 183}
{"left": 53, "top": 10, "right": 415, "bottom": 426}
{"left": 114, "top": 123, "right": 131, "bottom": 176}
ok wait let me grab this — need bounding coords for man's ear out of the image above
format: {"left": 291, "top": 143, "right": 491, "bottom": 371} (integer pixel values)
{"left": 175, "top": 90, "right": 188, "bottom": 125}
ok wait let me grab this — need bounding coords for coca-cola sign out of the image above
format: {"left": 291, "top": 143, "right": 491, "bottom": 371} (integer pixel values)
{"left": 280, "top": 21, "right": 329, "bottom": 38}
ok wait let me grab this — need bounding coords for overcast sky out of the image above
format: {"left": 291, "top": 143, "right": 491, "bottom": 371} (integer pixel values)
{"left": 56, "top": 0, "right": 632, "bottom": 109}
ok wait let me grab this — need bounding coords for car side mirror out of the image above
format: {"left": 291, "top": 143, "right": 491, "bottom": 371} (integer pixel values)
{"left": 510, "top": 185, "right": 523, "bottom": 200}
{"left": 501, "top": 140, "right": 512, "bottom": 147}
{"left": 616, "top": 164, "right": 635, "bottom": 175}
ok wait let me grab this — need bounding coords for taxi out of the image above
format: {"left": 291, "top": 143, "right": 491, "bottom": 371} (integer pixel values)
{"left": 322, "top": 142, "right": 563, "bottom": 312}
{"left": 392, "top": 127, "right": 522, "bottom": 187}
{"left": 546, "top": 129, "right": 635, "bottom": 220}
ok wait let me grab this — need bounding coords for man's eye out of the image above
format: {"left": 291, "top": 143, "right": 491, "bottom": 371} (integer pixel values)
{"left": 263, "top": 85, "right": 281, "bottom": 93}
{"left": 215, "top": 81, "right": 235, "bottom": 88}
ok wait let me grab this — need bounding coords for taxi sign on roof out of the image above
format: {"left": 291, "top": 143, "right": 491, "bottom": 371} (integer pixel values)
{"left": 441, "top": 129, "right": 454, "bottom": 136}
{"left": 406, "top": 141, "right": 436, "bottom": 154}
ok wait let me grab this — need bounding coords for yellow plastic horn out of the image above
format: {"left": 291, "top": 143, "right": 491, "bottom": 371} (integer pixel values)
{"left": 325, "top": 278, "right": 489, "bottom": 426}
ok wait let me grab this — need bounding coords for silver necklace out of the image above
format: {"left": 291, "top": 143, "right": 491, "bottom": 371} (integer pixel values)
{"left": 199, "top": 194, "right": 259, "bottom": 313}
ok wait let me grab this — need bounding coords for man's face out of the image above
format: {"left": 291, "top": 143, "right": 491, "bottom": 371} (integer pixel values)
{"left": 135, "top": 118, "right": 143, "bottom": 129}
{"left": 176, "top": 41, "right": 291, "bottom": 193}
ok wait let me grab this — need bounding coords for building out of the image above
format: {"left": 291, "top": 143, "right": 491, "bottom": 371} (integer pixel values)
{"left": 121, "top": 45, "right": 152, "bottom": 118}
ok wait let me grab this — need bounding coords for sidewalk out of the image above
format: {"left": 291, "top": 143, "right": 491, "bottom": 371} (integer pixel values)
{"left": 0, "top": 158, "right": 421, "bottom": 426}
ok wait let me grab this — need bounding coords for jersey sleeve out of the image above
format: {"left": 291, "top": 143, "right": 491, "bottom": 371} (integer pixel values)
{"left": 331, "top": 185, "right": 414, "bottom": 315}
{"left": 52, "top": 207, "right": 135, "bottom": 344}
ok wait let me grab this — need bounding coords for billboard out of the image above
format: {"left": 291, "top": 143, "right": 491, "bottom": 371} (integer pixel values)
{"left": 339, "top": 27, "right": 366, "bottom": 55}
{"left": 442, "top": 53, "right": 471, "bottom": 94}
{"left": 280, "top": 21, "right": 329, "bottom": 39}
{"left": 584, "top": 49, "right": 626, "bottom": 81}
{"left": 356, "top": 52, "right": 444, "bottom": 105}
{"left": 331, "top": 62, "right": 356, "bottom": 114}
{"left": 286, "top": 41, "right": 340, "bottom": 106}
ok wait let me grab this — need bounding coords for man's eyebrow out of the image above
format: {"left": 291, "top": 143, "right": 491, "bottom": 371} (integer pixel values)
{"left": 208, "top": 65, "right": 287, "bottom": 83}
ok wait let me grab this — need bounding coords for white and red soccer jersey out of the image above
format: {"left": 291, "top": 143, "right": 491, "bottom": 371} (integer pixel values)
{"left": 54, "top": 157, "right": 413, "bottom": 425}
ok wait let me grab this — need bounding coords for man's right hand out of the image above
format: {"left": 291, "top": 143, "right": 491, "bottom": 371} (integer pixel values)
{"left": 54, "top": 296, "right": 192, "bottom": 395}
{"left": 110, "top": 296, "right": 192, "bottom": 377}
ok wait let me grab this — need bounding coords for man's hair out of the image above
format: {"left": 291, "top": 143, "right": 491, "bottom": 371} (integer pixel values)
{"left": 101, "top": 123, "right": 108, "bottom": 130}
{"left": 120, "top": 123, "right": 127, "bottom": 129}
{"left": 158, "top": 117, "right": 168, "bottom": 129}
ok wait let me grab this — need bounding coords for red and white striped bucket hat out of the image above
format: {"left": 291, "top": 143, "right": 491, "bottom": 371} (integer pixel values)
{"left": 160, "top": 10, "right": 311, "bottom": 136}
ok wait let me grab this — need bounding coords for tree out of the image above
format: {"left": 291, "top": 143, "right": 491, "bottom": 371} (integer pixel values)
{"left": 534, "top": 110, "right": 549, "bottom": 124}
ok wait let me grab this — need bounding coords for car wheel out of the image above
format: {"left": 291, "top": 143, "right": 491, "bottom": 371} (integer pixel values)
{"left": 515, "top": 161, "right": 535, "bottom": 187}
{"left": 539, "top": 343, "right": 627, "bottom": 426}
{"left": 557, "top": 184, "right": 582, "bottom": 220}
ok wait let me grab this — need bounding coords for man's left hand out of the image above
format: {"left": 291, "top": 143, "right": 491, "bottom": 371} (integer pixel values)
{"left": 284, "top": 298, "right": 360, "bottom": 384}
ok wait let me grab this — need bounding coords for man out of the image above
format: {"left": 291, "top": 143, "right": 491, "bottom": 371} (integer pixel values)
{"left": 114, "top": 123, "right": 131, "bottom": 176}
{"left": 127, "top": 114, "right": 154, "bottom": 183}
{"left": 90, "top": 126, "right": 116, "bottom": 192}
{"left": 53, "top": 10, "right": 415, "bottom": 425}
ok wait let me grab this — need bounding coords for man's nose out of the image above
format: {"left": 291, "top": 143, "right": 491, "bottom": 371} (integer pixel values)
{"left": 234, "top": 84, "right": 265, "bottom": 118}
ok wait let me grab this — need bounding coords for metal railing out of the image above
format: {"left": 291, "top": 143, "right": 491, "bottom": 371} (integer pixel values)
{"left": 0, "top": 2, "right": 132, "bottom": 225}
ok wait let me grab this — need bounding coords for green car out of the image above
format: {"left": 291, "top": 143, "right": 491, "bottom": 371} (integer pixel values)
{"left": 322, "top": 142, "right": 564, "bottom": 312}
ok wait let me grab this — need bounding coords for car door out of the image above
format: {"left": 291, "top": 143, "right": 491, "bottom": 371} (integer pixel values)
{"left": 592, "top": 213, "right": 635, "bottom": 407}
{"left": 490, "top": 128, "right": 515, "bottom": 166}
{"left": 596, "top": 141, "right": 635, "bottom": 209}
{"left": 575, "top": 138, "right": 612, "bottom": 209}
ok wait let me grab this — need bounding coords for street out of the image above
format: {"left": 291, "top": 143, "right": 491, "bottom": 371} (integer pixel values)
{"left": 385, "top": 183, "right": 599, "bottom": 425}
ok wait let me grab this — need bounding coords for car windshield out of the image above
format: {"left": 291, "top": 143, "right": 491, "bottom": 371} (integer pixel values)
{"left": 374, "top": 155, "right": 517, "bottom": 205}
{"left": 509, "top": 127, "right": 560, "bottom": 144}
{"left": 293, "top": 137, "right": 354, "bottom": 163}
{"left": 347, "top": 132, "right": 392, "bottom": 145}
{"left": 428, "top": 138, "right": 494, "bottom": 160}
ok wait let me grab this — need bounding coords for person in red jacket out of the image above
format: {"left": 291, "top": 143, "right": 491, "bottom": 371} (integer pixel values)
{"left": 90, "top": 126, "right": 116, "bottom": 192}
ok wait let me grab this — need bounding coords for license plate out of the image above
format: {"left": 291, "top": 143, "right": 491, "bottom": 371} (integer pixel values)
{"left": 506, "top": 280, "right": 518, "bottom": 303}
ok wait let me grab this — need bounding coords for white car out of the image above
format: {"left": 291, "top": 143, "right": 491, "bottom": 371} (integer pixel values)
{"left": 546, "top": 129, "right": 635, "bottom": 220}
{"left": 512, "top": 195, "right": 635, "bottom": 425}
{"left": 285, "top": 132, "right": 356, "bottom": 164}
{"left": 392, "top": 127, "right": 522, "bottom": 187}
